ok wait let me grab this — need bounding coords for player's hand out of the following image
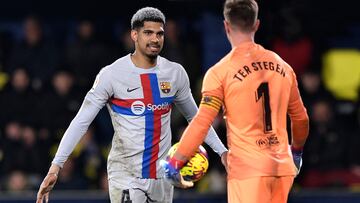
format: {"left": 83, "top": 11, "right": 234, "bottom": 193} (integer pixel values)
{"left": 291, "top": 146, "right": 303, "bottom": 176}
{"left": 160, "top": 160, "right": 194, "bottom": 188}
{"left": 37, "top": 164, "right": 60, "bottom": 203}
{"left": 221, "top": 151, "right": 228, "bottom": 172}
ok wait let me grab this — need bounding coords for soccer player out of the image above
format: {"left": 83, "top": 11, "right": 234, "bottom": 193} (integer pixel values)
{"left": 162, "top": 0, "right": 309, "bottom": 202}
{"left": 36, "top": 7, "right": 227, "bottom": 203}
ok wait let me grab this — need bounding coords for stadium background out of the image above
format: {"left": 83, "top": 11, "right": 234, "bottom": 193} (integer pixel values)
{"left": 0, "top": 0, "right": 359, "bottom": 202}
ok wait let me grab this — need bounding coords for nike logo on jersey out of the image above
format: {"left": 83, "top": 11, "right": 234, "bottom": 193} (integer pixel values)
{"left": 127, "top": 87, "right": 140, "bottom": 92}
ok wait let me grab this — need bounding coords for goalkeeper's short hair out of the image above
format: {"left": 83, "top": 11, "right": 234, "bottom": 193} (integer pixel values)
{"left": 131, "top": 7, "right": 166, "bottom": 30}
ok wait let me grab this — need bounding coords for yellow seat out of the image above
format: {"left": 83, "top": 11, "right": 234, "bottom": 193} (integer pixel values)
{"left": 322, "top": 49, "right": 360, "bottom": 101}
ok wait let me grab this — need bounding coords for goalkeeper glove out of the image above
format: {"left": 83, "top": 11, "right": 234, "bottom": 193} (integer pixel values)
{"left": 160, "top": 159, "right": 194, "bottom": 188}
{"left": 291, "top": 146, "right": 303, "bottom": 175}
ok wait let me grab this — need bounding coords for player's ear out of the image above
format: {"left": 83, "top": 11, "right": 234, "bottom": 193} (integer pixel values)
{"left": 223, "top": 20, "right": 231, "bottom": 35}
{"left": 130, "top": 29, "right": 138, "bottom": 42}
{"left": 253, "top": 19, "right": 260, "bottom": 32}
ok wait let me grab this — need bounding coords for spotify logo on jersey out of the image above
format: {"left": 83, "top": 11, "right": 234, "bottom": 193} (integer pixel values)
{"left": 131, "top": 101, "right": 145, "bottom": 115}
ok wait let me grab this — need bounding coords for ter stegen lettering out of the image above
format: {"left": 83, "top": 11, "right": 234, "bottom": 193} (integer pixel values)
{"left": 233, "top": 61, "right": 286, "bottom": 82}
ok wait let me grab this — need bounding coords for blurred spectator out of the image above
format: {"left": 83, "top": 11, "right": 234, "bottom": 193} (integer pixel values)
{"left": 161, "top": 19, "right": 202, "bottom": 90}
{"left": 162, "top": 19, "right": 185, "bottom": 66}
{"left": 21, "top": 125, "right": 46, "bottom": 174}
{"left": 299, "top": 70, "right": 335, "bottom": 114}
{"left": 0, "top": 68, "right": 38, "bottom": 125}
{"left": 306, "top": 100, "right": 346, "bottom": 169}
{"left": 1, "top": 122, "right": 45, "bottom": 179}
{"left": 5, "top": 170, "right": 29, "bottom": 192}
{"left": 113, "top": 28, "right": 134, "bottom": 57}
{"left": 1, "top": 122, "right": 23, "bottom": 174}
{"left": 271, "top": 7, "right": 313, "bottom": 76}
{"left": 65, "top": 19, "right": 113, "bottom": 92}
{"left": 301, "top": 100, "right": 347, "bottom": 187}
{"left": 39, "top": 70, "right": 82, "bottom": 141}
{"left": 7, "top": 15, "right": 59, "bottom": 91}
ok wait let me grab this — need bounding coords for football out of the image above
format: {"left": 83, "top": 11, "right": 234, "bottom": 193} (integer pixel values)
{"left": 167, "top": 143, "right": 209, "bottom": 182}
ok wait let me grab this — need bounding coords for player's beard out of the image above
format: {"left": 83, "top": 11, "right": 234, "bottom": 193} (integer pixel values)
{"left": 145, "top": 43, "right": 162, "bottom": 60}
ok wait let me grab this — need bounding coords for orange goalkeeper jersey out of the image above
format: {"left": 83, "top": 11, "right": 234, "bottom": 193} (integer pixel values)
{"left": 177, "top": 41, "right": 308, "bottom": 180}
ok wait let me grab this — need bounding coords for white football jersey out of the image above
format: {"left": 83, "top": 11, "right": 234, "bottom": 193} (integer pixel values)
{"left": 52, "top": 54, "right": 227, "bottom": 180}
{"left": 88, "top": 54, "right": 192, "bottom": 179}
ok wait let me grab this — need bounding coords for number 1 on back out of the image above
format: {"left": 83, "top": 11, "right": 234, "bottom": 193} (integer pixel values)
{"left": 255, "top": 82, "right": 273, "bottom": 133}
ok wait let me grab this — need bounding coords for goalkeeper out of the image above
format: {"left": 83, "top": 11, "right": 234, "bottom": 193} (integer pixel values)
{"left": 162, "top": 0, "right": 309, "bottom": 202}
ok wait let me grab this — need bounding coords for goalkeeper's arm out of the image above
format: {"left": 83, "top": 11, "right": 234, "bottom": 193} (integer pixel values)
{"left": 175, "top": 94, "right": 227, "bottom": 157}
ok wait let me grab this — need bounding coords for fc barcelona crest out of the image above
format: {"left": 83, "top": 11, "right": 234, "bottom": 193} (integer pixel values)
{"left": 160, "top": 82, "right": 171, "bottom": 94}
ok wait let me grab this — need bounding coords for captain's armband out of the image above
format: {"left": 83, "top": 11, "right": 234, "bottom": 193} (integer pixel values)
{"left": 200, "top": 95, "right": 222, "bottom": 111}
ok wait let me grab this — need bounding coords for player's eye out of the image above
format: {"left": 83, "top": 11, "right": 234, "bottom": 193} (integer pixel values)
{"left": 157, "top": 32, "right": 164, "bottom": 37}
{"left": 143, "top": 31, "right": 153, "bottom": 35}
